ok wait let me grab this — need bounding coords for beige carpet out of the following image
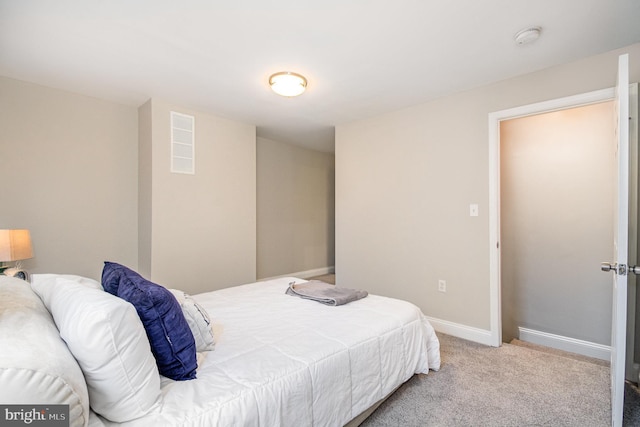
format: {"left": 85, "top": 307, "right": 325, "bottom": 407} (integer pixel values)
{"left": 361, "top": 333, "right": 611, "bottom": 426}
{"left": 307, "top": 273, "right": 335, "bottom": 284}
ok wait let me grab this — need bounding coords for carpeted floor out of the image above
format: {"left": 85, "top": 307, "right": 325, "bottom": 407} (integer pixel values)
{"left": 625, "top": 381, "right": 640, "bottom": 426}
{"left": 307, "top": 273, "right": 336, "bottom": 284}
{"left": 361, "top": 333, "right": 612, "bottom": 426}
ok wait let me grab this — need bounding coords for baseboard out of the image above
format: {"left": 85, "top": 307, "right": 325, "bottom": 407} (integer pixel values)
{"left": 425, "top": 316, "right": 495, "bottom": 347}
{"left": 518, "top": 327, "right": 610, "bottom": 361}
{"left": 259, "top": 266, "right": 335, "bottom": 282}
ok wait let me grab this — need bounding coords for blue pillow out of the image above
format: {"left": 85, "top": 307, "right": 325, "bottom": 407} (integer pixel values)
{"left": 101, "top": 262, "right": 197, "bottom": 381}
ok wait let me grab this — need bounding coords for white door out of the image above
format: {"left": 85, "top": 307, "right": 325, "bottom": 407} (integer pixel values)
{"left": 603, "top": 53, "right": 630, "bottom": 427}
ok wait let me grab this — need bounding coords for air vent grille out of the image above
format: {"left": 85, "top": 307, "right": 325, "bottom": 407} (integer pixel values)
{"left": 170, "top": 111, "right": 195, "bottom": 174}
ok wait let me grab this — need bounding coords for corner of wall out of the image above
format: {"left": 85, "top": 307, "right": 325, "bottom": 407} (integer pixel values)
{"left": 137, "top": 99, "right": 153, "bottom": 278}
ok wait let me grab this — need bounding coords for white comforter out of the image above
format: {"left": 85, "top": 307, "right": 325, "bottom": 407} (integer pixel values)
{"left": 94, "top": 277, "right": 440, "bottom": 427}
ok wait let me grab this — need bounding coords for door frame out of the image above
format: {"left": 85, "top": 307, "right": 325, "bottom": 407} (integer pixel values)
{"left": 488, "top": 87, "right": 615, "bottom": 348}
{"left": 626, "top": 82, "right": 639, "bottom": 384}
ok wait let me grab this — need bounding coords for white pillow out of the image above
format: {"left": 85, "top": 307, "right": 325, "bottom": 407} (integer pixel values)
{"left": 169, "top": 289, "right": 215, "bottom": 351}
{"left": 32, "top": 273, "right": 102, "bottom": 290}
{"left": 32, "top": 277, "right": 161, "bottom": 422}
{"left": 0, "top": 276, "right": 90, "bottom": 427}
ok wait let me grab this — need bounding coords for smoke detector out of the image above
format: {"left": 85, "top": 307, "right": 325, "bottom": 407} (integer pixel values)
{"left": 514, "top": 27, "right": 542, "bottom": 45}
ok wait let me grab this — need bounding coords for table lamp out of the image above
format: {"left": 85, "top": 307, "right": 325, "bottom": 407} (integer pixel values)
{"left": 0, "top": 229, "right": 34, "bottom": 279}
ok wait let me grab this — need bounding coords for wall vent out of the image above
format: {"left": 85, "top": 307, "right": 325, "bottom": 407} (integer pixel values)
{"left": 170, "top": 111, "right": 195, "bottom": 174}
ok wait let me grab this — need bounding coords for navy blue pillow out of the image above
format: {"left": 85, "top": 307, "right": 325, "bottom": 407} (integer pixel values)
{"left": 101, "top": 262, "right": 197, "bottom": 381}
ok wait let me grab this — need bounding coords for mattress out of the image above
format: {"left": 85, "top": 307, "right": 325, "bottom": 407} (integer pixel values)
{"left": 95, "top": 277, "right": 440, "bottom": 426}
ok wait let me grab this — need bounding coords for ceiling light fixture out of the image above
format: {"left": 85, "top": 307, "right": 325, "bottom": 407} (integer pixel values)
{"left": 269, "top": 72, "right": 307, "bottom": 97}
{"left": 514, "top": 26, "right": 542, "bottom": 45}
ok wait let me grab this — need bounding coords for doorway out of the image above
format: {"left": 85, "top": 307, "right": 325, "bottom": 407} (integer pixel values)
{"left": 499, "top": 102, "right": 614, "bottom": 350}
{"left": 489, "top": 83, "right": 639, "bottom": 370}
{"left": 488, "top": 87, "right": 617, "bottom": 348}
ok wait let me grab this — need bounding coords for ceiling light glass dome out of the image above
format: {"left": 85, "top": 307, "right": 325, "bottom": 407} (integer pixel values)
{"left": 269, "top": 72, "right": 307, "bottom": 97}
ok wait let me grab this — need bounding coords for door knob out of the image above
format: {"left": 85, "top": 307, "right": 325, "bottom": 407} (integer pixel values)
{"left": 601, "top": 262, "right": 615, "bottom": 272}
{"left": 601, "top": 263, "right": 638, "bottom": 275}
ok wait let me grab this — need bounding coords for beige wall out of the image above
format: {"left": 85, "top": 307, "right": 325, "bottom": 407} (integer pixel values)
{"left": 500, "top": 102, "right": 614, "bottom": 345}
{"left": 0, "top": 76, "right": 316, "bottom": 292}
{"left": 0, "top": 76, "right": 139, "bottom": 280}
{"left": 256, "top": 137, "right": 335, "bottom": 279}
{"left": 336, "top": 43, "right": 640, "bottom": 332}
{"left": 139, "top": 99, "right": 256, "bottom": 294}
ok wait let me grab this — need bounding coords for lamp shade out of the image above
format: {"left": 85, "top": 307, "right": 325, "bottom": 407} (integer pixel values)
{"left": 0, "top": 229, "right": 33, "bottom": 262}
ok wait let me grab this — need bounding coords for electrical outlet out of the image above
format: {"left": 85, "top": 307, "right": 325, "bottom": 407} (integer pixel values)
{"left": 438, "top": 280, "right": 446, "bottom": 293}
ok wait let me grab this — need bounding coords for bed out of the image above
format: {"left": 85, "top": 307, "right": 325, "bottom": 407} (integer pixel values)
{"left": 0, "top": 271, "right": 440, "bottom": 427}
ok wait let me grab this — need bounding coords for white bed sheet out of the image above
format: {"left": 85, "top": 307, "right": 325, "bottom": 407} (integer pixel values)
{"left": 96, "top": 277, "right": 440, "bottom": 426}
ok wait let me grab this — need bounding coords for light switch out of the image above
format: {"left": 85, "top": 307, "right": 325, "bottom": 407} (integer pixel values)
{"left": 470, "top": 204, "right": 479, "bottom": 217}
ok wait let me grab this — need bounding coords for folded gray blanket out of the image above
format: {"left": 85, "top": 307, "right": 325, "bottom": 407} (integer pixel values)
{"left": 285, "top": 280, "right": 368, "bottom": 306}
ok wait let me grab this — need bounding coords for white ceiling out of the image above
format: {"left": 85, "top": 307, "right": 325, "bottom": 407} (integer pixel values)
{"left": 1, "top": 1, "right": 639, "bottom": 153}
